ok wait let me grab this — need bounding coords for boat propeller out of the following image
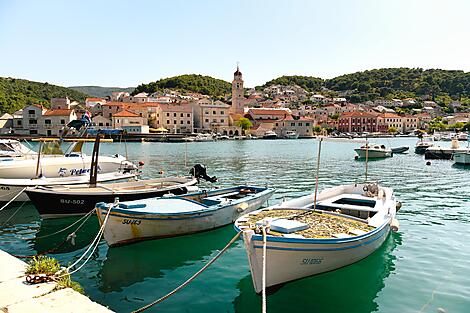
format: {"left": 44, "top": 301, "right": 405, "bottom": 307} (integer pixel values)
{"left": 189, "top": 164, "right": 218, "bottom": 183}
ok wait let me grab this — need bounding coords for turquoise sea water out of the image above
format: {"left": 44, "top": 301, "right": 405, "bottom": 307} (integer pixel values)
{"left": 1, "top": 138, "right": 469, "bottom": 313}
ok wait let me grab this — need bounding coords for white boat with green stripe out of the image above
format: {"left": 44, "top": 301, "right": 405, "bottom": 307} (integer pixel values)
{"left": 235, "top": 183, "right": 400, "bottom": 293}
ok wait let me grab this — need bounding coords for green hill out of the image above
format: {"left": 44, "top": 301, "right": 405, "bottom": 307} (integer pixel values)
{"left": 69, "top": 86, "right": 135, "bottom": 98}
{"left": 325, "top": 68, "right": 470, "bottom": 103}
{"left": 260, "top": 75, "right": 324, "bottom": 92}
{"left": 133, "top": 74, "right": 231, "bottom": 98}
{"left": 257, "top": 68, "right": 470, "bottom": 105}
{"left": 0, "top": 77, "right": 89, "bottom": 114}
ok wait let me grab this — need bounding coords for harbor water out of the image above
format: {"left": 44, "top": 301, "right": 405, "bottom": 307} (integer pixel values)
{"left": 1, "top": 138, "right": 469, "bottom": 313}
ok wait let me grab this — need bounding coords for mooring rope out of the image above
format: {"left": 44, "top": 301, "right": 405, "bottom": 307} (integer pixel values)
{"left": 35, "top": 208, "right": 96, "bottom": 239}
{"left": 0, "top": 201, "right": 27, "bottom": 228}
{"left": 0, "top": 187, "right": 27, "bottom": 212}
{"left": 56, "top": 204, "right": 113, "bottom": 278}
{"left": 133, "top": 231, "right": 242, "bottom": 313}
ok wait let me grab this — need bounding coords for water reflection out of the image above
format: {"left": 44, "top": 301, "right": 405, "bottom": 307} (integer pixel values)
{"left": 233, "top": 232, "right": 402, "bottom": 313}
{"left": 34, "top": 216, "right": 99, "bottom": 254}
{"left": 99, "top": 226, "right": 236, "bottom": 293}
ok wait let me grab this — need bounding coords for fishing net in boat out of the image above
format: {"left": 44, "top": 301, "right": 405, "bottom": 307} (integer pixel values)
{"left": 239, "top": 209, "right": 374, "bottom": 239}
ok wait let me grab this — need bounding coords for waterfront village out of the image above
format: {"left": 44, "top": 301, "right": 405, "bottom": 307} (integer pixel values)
{"left": 1, "top": 66, "right": 469, "bottom": 139}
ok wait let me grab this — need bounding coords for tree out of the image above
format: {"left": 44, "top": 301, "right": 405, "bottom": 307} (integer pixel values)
{"left": 312, "top": 125, "right": 322, "bottom": 134}
{"left": 235, "top": 117, "right": 253, "bottom": 135}
{"left": 387, "top": 126, "right": 398, "bottom": 134}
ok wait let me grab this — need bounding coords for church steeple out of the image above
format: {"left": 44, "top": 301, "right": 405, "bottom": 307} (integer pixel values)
{"left": 231, "top": 63, "right": 244, "bottom": 115}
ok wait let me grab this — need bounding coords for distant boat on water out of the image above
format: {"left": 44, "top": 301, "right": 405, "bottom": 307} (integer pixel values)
{"left": 263, "top": 131, "right": 278, "bottom": 139}
{"left": 354, "top": 144, "right": 392, "bottom": 158}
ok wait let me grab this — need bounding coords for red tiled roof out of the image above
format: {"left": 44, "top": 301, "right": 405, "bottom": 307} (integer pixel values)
{"left": 340, "top": 111, "right": 377, "bottom": 118}
{"left": 43, "top": 109, "right": 74, "bottom": 116}
{"left": 380, "top": 113, "right": 402, "bottom": 118}
{"left": 103, "top": 102, "right": 125, "bottom": 107}
{"left": 248, "top": 109, "right": 289, "bottom": 116}
{"left": 86, "top": 98, "right": 104, "bottom": 102}
{"left": 113, "top": 109, "right": 140, "bottom": 117}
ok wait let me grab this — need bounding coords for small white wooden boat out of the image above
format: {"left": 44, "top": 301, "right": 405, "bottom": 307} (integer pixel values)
{"left": 234, "top": 183, "right": 399, "bottom": 293}
{"left": 354, "top": 144, "right": 392, "bottom": 158}
{"left": 96, "top": 186, "right": 275, "bottom": 246}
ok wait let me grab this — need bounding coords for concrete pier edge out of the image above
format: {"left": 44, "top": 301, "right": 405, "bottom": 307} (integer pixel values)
{"left": 0, "top": 249, "right": 113, "bottom": 313}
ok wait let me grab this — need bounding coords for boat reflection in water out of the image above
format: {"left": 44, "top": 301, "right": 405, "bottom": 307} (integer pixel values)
{"left": 98, "top": 225, "right": 236, "bottom": 293}
{"left": 233, "top": 231, "right": 402, "bottom": 313}
{"left": 34, "top": 215, "right": 100, "bottom": 254}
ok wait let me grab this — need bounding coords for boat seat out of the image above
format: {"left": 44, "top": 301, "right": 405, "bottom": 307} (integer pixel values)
{"left": 332, "top": 233, "right": 352, "bottom": 239}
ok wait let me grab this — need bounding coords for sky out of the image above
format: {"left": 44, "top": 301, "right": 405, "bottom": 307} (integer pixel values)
{"left": 0, "top": 0, "right": 470, "bottom": 88}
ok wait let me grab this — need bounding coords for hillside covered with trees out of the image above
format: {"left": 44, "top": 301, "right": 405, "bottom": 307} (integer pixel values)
{"left": 133, "top": 74, "right": 231, "bottom": 98}
{"left": 258, "top": 68, "right": 470, "bottom": 106}
{"left": 0, "top": 77, "right": 89, "bottom": 114}
{"left": 325, "top": 68, "right": 470, "bottom": 103}
{"left": 260, "top": 75, "right": 324, "bottom": 92}
{"left": 69, "top": 86, "right": 135, "bottom": 98}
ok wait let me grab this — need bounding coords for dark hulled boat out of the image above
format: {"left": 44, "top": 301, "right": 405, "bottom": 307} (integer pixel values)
{"left": 25, "top": 176, "right": 198, "bottom": 218}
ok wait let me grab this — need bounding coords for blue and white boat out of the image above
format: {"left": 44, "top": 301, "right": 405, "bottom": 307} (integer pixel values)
{"left": 234, "top": 183, "right": 399, "bottom": 293}
{"left": 96, "top": 186, "right": 275, "bottom": 246}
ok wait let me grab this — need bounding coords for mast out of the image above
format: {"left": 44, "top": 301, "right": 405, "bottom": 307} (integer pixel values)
{"left": 365, "top": 139, "right": 369, "bottom": 182}
{"left": 34, "top": 141, "right": 43, "bottom": 178}
{"left": 312, "top": 138, "right": 323, "bottom": 211}
{"left": 89, "top": 134, "right": 100, "bottom": 187}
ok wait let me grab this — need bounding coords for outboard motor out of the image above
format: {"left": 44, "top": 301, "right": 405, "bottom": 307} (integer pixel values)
{"left": 190, "top": 164, "right": 218, "bottom": 183}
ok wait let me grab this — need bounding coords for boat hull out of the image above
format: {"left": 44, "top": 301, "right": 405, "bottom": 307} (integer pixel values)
{"left": 414, "top": 146, "right": 429, "bottom": 154}
{"left": 391, "top": 146, "right": 409, "bottom": 154}
{"left": 0, "top": 172, "right": 137, "bottom": 203}
{"left": 354, "top": 149, "right": 392, "bottom": 158}
{"left": 97, "top": 189, "right": 274, "bottom": 246}
{"left": 453, "top": 152, "right": 470, "bottom": 164}
{"left": 243, "top": 221, "right": 391, "bottom": 293}
{"left": 424, "top": 148, "right": 469, "bottom": 160}
{"left": 0, "top": 155, "right": 132, "bottom": 179}
{"left": 26, "top": 182, "right": 197, "bottom": 218}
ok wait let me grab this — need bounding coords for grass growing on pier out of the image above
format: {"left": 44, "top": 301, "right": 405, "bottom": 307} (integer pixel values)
{"left": 25, "top": 255, "right": 60, "bottom": 275}
{"left": 25, "top": 255, "right": 84, "bottom": 294}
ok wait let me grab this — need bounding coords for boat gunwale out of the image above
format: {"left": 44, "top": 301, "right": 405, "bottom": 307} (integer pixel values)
{"left": 251, "top": 223, "right": 390, "bottom": 251}
{"left": 96, "top": 187, "right": 275, "bottom": 217}
{"left": 24, "top": 177, "right": 197, "bottom": 194}
{"left": 235, "top": 207, "right": 391, "bottom": 244}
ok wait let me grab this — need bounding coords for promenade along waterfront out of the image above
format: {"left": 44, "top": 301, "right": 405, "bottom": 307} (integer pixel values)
{"left": 1, "top": 138, "right": 469, "bottom": 313}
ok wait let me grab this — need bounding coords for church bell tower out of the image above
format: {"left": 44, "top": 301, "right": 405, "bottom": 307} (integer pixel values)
{"left": 231, "top": 64, "right": 245, "bottom": 115}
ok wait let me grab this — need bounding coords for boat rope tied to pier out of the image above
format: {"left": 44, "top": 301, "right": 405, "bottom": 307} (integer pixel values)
{"left": 12, "top": 208, "right": 98, "bottom": 259}
{"left": 1, "top": 201, "right": 27, "bottom": 228}
{"left": 133, "top": 231, "right": 243, "bottom": 313}
{"left": 22, "top": 206, "right": 114, "bottom": 285}
{"left": 0, "top": 187, "right": 27, "bottom": 212}
{"left": 36, "top": 208, "right": 96, "bottom": 239}
{"left": 56, "top": 202, "right": 114, "bottom": 278}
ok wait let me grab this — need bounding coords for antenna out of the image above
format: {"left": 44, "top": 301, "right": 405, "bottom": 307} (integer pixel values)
{"left": 313, "top": 138, "right": 323, "bottom": 211}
